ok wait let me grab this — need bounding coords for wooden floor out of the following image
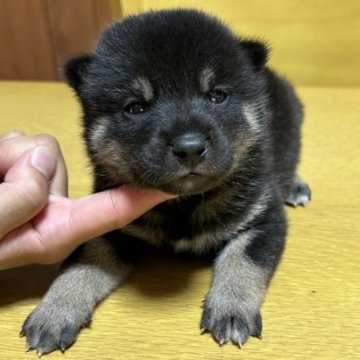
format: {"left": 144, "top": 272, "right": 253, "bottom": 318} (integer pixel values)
{"left": 0, "top": 81, "right": 359, "bottom": 359}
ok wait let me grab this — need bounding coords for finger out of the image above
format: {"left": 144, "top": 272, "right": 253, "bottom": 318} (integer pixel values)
{"left": 0, "top": 186, "right": 176, "bottom": 269}
{"left": 0, "top": 146, "right": 56, "bottom": 238}
{"left": 67, "top": 185, "right": 176, "bottom": 246}
{"left": 0, "top": 130, "right": 24, "bottom": 142}
{"left": 0, "top": 134, "right": 68, "bottom": 196}
{"left": 0, "top": 222, "right": 39, "bottom": 270}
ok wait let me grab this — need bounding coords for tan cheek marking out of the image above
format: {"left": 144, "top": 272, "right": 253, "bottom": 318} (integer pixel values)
{"left": 242, "top": 102, "right": 262, "bottom": 133}
{"left": 89, "top": 118, "right": 108, "bottom": 145}
{"left": 88, "top": 118, "right": 134, "bottom": 183}
{"left": 229, "top": 137, "right": 255, "bottom": 174}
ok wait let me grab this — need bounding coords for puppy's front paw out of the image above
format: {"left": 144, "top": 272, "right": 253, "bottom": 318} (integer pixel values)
{"left": 21, "top": 303, "right": 91, "bottom": 356}
{"left": 200, "top": 299, "right": 262, "bottom": 347}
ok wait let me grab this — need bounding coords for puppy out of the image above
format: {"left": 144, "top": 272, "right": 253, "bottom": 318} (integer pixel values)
{"left": 22, "top": 9, "right": 311, "bottom": 355}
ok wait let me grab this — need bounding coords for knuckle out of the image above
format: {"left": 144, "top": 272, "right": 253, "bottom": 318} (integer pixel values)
{"left": 0, "top": 130, "right": 24, "bottom": 142}
{"left": 35, "top": 134, "right": 61, "bottom": 153}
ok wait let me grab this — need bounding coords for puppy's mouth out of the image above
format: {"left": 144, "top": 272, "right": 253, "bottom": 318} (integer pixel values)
{"left": 104, "top": 165, "right": 226, "bottom": 196}
{"left": 154, "top": 170, "right": 225, "bottom": 196}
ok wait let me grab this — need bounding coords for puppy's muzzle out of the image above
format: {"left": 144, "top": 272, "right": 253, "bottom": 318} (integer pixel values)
{"left": 171, "top": 133, "right": 207, "bottom": 169}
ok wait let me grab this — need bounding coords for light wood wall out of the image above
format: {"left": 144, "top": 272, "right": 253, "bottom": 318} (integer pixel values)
{"left": 120, "top": 0, "right": 360, "bottom": 87}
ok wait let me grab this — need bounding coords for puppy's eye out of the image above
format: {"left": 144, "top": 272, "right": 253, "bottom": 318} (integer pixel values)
{"left": 123, "top": 102, "right": 146, "bottom": 115}
{"left": 207, "top": 89, "right": 228, "bottom": 104}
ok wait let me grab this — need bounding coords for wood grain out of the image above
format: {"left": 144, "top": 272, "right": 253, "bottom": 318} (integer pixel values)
{"left": 0, "top": 81, "right": 359, "bottom": 359}
{"left": 0, "top": 0, "right": 56, "bottom": 80}
{"left": 46, "top": 0, "right": 117, "bottom": 79}
{"left": 46, "top": 0, "right": 98, "bottom": 79}
{"left": 0, "top": 0, "right": 116, "bottom": 80}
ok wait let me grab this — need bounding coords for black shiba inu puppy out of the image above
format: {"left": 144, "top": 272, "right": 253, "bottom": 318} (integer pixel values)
{"left": 22, "top": 9, "right": 311, "bottom": 355}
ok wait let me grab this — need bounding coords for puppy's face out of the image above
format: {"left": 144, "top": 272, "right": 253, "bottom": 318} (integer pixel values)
{"left": 65, "top": 10, "right": 269, "bottom": 195}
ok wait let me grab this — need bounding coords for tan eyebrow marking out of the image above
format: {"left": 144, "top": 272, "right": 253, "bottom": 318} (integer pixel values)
{"left": 131, "top": 76, "right": 154, "bottom": 102}
{"left": 200, "top": 67, "right": 215, "bottom": 93}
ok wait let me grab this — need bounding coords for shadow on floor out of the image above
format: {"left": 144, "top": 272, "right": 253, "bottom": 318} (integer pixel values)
{"left": 0, "top": 251, "right": 212, "bottom": 307}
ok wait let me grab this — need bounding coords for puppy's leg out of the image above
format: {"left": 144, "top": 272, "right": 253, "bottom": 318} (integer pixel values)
{"left": 21, "top": 237, "right": 133, "bottom": 356}
{"left": 285, "top": 174, "right": 311, "bottom": 207}
{"left": 201, "top": 209, "right": 286, "bottom": 347}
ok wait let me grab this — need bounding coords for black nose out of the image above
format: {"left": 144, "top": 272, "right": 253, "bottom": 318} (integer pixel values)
{"left": 172, "top": 133, "right": 207, "bottom": 168}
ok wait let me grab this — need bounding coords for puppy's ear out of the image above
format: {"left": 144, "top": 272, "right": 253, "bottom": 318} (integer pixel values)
{"left": 62, "top": 55, "right": 94, "bottom": 92}
{"left": 240, "top": 40, "right": 270, "bottom": 70}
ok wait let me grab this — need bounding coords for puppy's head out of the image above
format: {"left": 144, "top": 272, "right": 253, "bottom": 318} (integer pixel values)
{"left": 64, "top": 9, "right": 269, "bottom": 195}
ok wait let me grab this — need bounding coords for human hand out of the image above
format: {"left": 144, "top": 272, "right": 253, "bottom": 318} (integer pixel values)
{"left": 0, "top": 131, "right": 173, "bottom": 270}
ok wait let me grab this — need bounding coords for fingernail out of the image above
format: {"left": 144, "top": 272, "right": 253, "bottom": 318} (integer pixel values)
{"left": 31, "top": 146, "right": 56, "bottom": 179}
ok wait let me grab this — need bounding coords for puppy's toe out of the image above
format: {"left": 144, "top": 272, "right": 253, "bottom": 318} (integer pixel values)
{"left": 286, "top": 175, "right": 311, "bottom": 207}
{"left": 201, "top": 303, "right": 262, "bottom": 348}
{"left": 22, "top": 303, "right": 91, "bottom": 355}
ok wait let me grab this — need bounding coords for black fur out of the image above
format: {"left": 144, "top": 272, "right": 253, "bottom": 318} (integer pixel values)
{"left": 22, "top": 9, "right": 310, "bottom": 354}
{"left": 65, "top": 7, "right": 309, "bottom": 343}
